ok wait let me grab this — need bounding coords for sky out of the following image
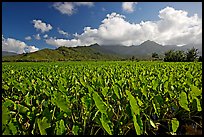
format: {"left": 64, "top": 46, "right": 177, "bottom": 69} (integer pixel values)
{"left": 2, "top": 2, "right": 202, "bottom": 54}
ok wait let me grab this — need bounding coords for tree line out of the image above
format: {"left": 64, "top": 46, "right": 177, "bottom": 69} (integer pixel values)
{"left": 152, "top": 47, "right": 202, "bottom": 62}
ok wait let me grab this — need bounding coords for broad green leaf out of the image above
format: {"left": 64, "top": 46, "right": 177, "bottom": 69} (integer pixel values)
{"left": 150, "top": 119, "right": 156, "bottom": 128}
{"left": 171, "top": 118, "right": 179, "bottom": 133}
{"left": 136, "top": 97, "right": 143, "bottom": 106}
{"left": 132, "top": 113, "right": 141, "bottom": 135}
{"left": 194, "top": 97, "right": 202, "bottom": 111}
{"left": 37, "top": 117, "right": 51, "bottom": 135}
{"left": 3, "top": 99, "right": 15, "bottom": 107}
{"left": 100, "top": 113, "right": 113, "bottom": 135}
{"left": 72, "top": 125, "right": 79, "bottom": 135}
{"left": 8, "top": 121, "right": 17, "bottom": 135}
{"left": 55, "top": 119, "right": 66, "bottom": 135}
{"left": 190, "top": 85, "right": 202, "bottom": 99}
{"left": 113, "top": 85, "right": 120, "bottom": 99}
{"left": 2, "top": 105, "right": 10, "bottom": 125}
{"left": 54, "top": 95, "right": 70, "bottom": 114}
{"left": 17, "top": 104, "right": 29, "bottom": 114}
{"left": 93, "top": 92, "right": 107, "bottom": 115}
{"left": 179, "top": 91, "right": 190, "bottom": 111}
{"left": 126, "top": 90, "right": 140, "bottom": 115}
{"left": 102, "top": 87, "right": 108, "bottom": 97}
{"left": 80, "top": 77, "right": 86, "bottom": 87}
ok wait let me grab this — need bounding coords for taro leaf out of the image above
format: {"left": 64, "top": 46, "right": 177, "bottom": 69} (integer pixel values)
{"left": 58, "top": 81, "right": 66, "bottom": 93}
{"left": 8, "top": 121, "right": 17, "bottom": 135}
{"left": 100, "top": 113, "right": 113, "bottom": 135}
{"left": 80, "top": 77, "right": 86, "bottom": 87}
{"left": 136, "top": 97, "right": 143, "bottom": 106}
{"left": 17, "top": 104, "right": 29, "bottom": 114}
{"left": 37, "top": 117, "right": 51, "bottom": 135}
{"left": 2, "top": 104, "right": 10, "bottom": 125}
{"left": 190, "top": 86, "right": 202, "bottom": 99}
{"left": 132, "top": 113, "right": 141, "bottom": 135}
{"left": 3, "top": 127, "right": 11, "bottom": 135}
{"left": 141, "top": 86, "right": 147, "bottom": 98}
{"left": 150, "top": 119, "right": 156, "bottom": 128}
{"left": 3, "top": 99, "right": 15, "bottom": 107}
{"left": 93, "top": 92, "right": 107, "bottom": 115}
{"left": 55, "top": 119, "right": 66, "bottom": 135}
{"left": 113, "top": 85, "right": 120, "bottom": 99}
{"left": 171, "top": 118, "right": 179, "bottom": 133}
{"left": 55, "top": 95, "right": 71, "bottom": 114}
{"left": 179, "top": 92, "right": 190, "bottom": 111}
{"left": 136, "top": 114, "right": 143, "bottom": 133}
{"left": 72, "top": 125, "right": 79, "bottom": 135}
{"left": 126, "top": 90, "right": 140, "bottom": 115}
{"left": 194, "top": 97, "right": 202, "bottom": 111}
{"left": 102, "top": 87, "right": 109, "bottom": 97}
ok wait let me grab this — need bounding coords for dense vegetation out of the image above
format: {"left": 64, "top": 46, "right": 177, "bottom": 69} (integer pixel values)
{"left": 2, "top": 61, "right": 202, "bottom": 135}
{"left": 164, "top": 47, "right": 201, "bottom": 62}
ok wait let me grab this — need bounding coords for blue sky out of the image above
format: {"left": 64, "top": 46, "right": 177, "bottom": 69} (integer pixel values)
{"left": 2, "top": 2, "right": 202, "bottom": 54}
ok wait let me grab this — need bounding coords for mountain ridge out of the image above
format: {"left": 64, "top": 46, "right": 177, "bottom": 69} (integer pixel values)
{"left": 2, "top": 40, "right": 202, "bottom": 61}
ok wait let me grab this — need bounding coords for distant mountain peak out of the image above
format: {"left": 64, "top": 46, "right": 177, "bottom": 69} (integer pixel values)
{"left": 90, "top": 43, "right": 100, "bottom": 47}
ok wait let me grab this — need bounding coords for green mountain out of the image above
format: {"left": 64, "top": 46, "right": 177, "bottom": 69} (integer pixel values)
{"left": 2, "top": 44, "right": 122, "bottom": 62}
{"left": 2, "top": 51, "right": 18, "bottom": 57}
{"left": 2, "top": 40, "right": 202, "bottom": 62}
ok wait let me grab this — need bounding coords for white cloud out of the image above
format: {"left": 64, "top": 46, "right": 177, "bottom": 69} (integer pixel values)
{"left": 122, "top": 2, "right": 138, "bottom": 13}
{"left": 57, "top": 28, "right": 69, "bottom": 36}
{"left": 75, "top": 2, "right": 94, "bottom": 7}
{"left": 53, "top": 2, "right": 94, "bottom": 16}
{"left": 46, "top": 7, "right": 202, "bottom": 47}
{"left": 45, "top": 37, "right": 81, "bottom": 47}
{"left": 2, "top": 36, "right": 39, "bottom": 54}
{"left": 32, "top": 19, "right": 52, "bottom": 33}
{"left": 33, "top": 34, "right": 41, "bottom": 40}
{"left": 43, "top": 34, "right": 48, "bottom": 38}
{"left": 25, "top": 36, "right": 32, "bottom": 40}
{"left": 102, "top": 7, "right": 106, "bottom": 12}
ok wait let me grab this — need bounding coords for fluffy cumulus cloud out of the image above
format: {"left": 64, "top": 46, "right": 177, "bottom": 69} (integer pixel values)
{"left": 32, "top": 19, "right": 52, "bottom": 33}
{"left": 122, "top": 2, "right": 138, "bottom": 13}
{"left": 43, "top": 34, "right": 48, "bottom": 38}
{"left": 33, "top": 34, "right": 41, "bottom": 40}
{"left": 46, "top": 7, "right": 202, "bottom": 47}
{"left": 25, "top": 36, "right": 32, "bottom": 40}
{"left": 2, "top": 36, "right": 39, "bottom": 54}
{"left": 53, "top": 2, "right": 94, "bottom": 16}
{"left": 58, "top": 28, "right": 69, "bottom": 36}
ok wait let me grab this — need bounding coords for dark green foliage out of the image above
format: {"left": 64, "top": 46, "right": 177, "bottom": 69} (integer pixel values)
{"left": 164, "top": 47, "right": 199, "bottom": 62}
{"left": 186, "top": 47, "right": 198, "bottom": 62}
{"left": 2, "top": 61, "right": 202, "bottom": 135}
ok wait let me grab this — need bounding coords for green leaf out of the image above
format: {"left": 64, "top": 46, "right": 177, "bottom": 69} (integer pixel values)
{"left": 54, "top": 94, "right": 71, "bottom": 114}
{"left": 101, "top": 87, "right": 108, "bottom": 97}
{"left": 179, "top": 91, "right": 190, "bottom": 111}
{"left": 150, "top": 119, "right": 156, "bottom": 128}
{"left": 55, "top": 119, "right": 66, "bottom": 135}
{"left": 190, "top": 85, "right": 202, "bottom": 99}
{"left": 126, "top": 90, "right": 140, "bottom": 115}
{"left": 136, "top": 97, "right": 143, "bottom": 106}
{"left": 113, "top": 85, "right": 120, "bottom": 99}
{"left": 93, "top": 92, "right": 107, "bottom": 115}
{"left": 2, "top": 104, "right": 10, "bottom": 125}
{"left": 37, "top": 117, "right": 51, "bottom": 135}
{"left": 132, "top": 114, "right": 141, "bottom": 135}
{"left": 100, "top": 113, "right": 113, "bottom": 135}
{"left": 80, "top": 77, "right": 86, "bottom": 87}
{"left": 171, "top": 118, "right": 179, "bottom": 133}
{"left": 17, "top": 104, "right": 29, "bottom": 114}
{"left": 194, "top": 97, "right": 202, "bottom": 111}
{"left": 8, "top": 121, "right": 17, "bottom": 135}
{"left": 72, "top": 125, "right": 79, "bottom": 135}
